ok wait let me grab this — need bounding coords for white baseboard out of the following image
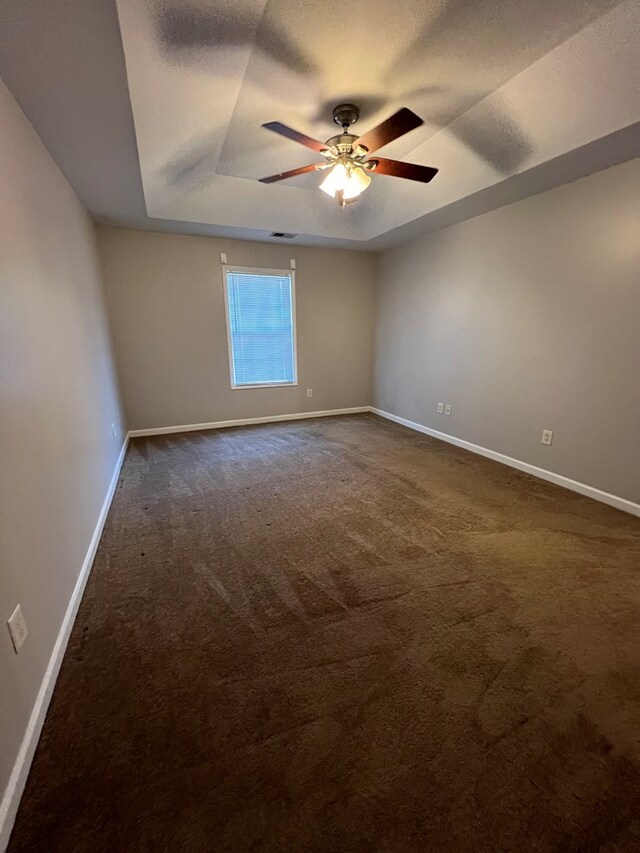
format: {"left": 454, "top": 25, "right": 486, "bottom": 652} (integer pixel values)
{"left": 370, "top": 407, "right": 640, "bottom": 517}
{"left": 0, "top": 436, "right": 129, "bottom": 852}
{"left": 128, "top": 407, "right": 370, "bottom": 437}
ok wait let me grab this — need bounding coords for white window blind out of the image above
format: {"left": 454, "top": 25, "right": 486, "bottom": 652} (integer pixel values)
{"left": 224, "top": 269, "right": 297, "bottom": 388}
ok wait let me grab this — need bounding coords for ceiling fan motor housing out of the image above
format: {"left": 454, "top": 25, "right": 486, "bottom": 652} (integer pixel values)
{"left": 324, "top": 132, "right": 359, "bottom": 153}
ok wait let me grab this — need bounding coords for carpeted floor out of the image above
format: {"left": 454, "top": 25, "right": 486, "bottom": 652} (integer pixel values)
{"left": 9, "top": 414, "right": 640, "bottom": 852}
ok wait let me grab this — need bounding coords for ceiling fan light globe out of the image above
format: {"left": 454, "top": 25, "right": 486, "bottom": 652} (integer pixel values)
{"left": 319, "top": 163, "right": 348, "bottom": 197}
{"left": 343, "top": 166, "right": 371, "bottom": 200}
{"left": 319, "top": 163, "right": 371, "bottom": 200}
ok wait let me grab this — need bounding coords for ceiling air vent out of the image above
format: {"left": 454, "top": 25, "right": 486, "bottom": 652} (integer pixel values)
{"left": 270, "top": 232, "right": 297, "bottom": 239}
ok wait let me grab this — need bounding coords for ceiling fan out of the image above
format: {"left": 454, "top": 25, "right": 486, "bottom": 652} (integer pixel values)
{"left": 259, "top": 104, "right": 438, "bottom": 206}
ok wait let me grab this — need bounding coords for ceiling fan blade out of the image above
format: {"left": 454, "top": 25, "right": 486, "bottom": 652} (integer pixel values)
{"left": 262, "top": 121, "right": 328, "bottom": 153}
{"left": 356, "top": 108, "right": 424, "bottom": 153}
{"left": 366, "top": 157, "right": 438, "bottom": 183}
{"left": 258, "top": 163, "right": 320, "bottom": 184}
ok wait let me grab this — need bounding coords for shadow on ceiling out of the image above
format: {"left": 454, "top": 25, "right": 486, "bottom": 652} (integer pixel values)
{"left": 154, "top": 2, "right": 315, "bottom": 75}
{"left": 154, "top": 0, "right": 538, "bottom": 189}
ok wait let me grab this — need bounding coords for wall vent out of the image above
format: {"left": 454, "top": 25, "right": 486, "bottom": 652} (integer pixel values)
{"left": 270, "top": 232, "right": 297, "bottom": 239}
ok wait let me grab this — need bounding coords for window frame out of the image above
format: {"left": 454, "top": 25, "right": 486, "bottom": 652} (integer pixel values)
{"left": 222, "top": 265, "right": 298, "bottom": 390}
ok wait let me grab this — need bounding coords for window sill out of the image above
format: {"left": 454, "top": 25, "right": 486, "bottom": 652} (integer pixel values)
{"left": 231, "top": 381, "right": 298, "bottom": 390}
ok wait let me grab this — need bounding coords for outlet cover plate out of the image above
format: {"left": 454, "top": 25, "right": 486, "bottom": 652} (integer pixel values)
{"left": 541, "top": 429, "right": 554, "bottom": 446}
{"left": 8, "top": 604, "right": 28, "bottom": 653}
{"left": 437, "top": 402, "right": 443, "bottom": 413}
{"left": 445, "top": 404, "right": 452, "bottom": 416}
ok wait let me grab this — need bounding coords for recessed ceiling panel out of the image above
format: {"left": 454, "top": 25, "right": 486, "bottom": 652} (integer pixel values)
{"left": 115, "top": 0, "right": 640, "bottom": 243}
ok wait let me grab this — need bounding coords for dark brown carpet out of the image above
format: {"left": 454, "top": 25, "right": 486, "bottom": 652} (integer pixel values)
{"left": 9, "top": 414, "right": 640, "bottom": 852}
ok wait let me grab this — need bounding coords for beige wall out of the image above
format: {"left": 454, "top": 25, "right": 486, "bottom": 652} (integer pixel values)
{"left": 96, "top": 228, "right": 377, "bottom": 430}
{"left": 374, "top": 158, "right": 640, "bottom": 504}
{"left": 0, "top": 81, "right": 124, "bottom": 825}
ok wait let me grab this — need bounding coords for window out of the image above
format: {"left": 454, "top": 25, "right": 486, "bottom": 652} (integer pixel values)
{"left": 223, "top": 267, "right": 297, "bottom": 388}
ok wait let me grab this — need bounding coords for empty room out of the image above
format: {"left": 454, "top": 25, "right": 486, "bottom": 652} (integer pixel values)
{"left": 1, "top": 0, "right": 639, "bottom": 850}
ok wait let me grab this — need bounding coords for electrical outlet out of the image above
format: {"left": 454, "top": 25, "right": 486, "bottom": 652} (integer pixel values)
{"left": 111, "top": 423, "right": 117, "bottom": 438}
{"left": 445, "top": 404, "right": 452, "bottom": 416}
{"left": 8, "top": 604, "right": 28, "bottom": 653}
{"left": 306, "top": 389, "right": 313, "bottom": 398}
{"left": 437, "top": 402, "right": 443, "bottom": 414}
{"left": 541, "top": 429, "right": 553, "bottom": 446}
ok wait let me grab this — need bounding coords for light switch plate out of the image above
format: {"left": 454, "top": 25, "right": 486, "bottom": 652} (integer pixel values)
{"left": 8, "top": 604, "right": 28, "bottom": 653}
{"left": 306, "top": 388, "right": 312, "bottom": 398}
{"left": 445, "top": 404, "right": 452, "bottom": 416}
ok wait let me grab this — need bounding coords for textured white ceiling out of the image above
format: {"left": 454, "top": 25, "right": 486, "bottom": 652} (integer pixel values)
{"left": 117, "top": 0, "right": 640, "bottom": 243}
{"left": 1, "top": 0, "right": 638, "bottom": 248}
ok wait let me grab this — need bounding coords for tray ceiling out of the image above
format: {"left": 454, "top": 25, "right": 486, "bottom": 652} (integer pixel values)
{"left": 1, "top": 0, "right": 638, "bottom": 248}
{"left": 116, "top": 0, "right": 639, "bottom": 244}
